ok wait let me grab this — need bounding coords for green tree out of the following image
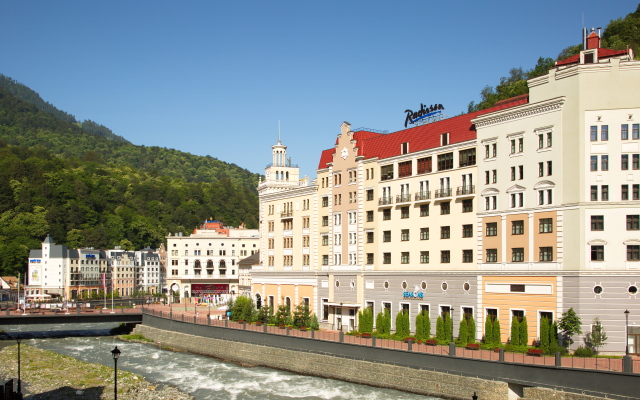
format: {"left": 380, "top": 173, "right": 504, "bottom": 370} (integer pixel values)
{"left": 559, "top": 308, "right": 582, "bottom": 348}
{"left": 458, "top": 318, "right": 468, "bottom": 345}
{"left": 466, "top": 315, "right": 476, "bottom": 344}
{"left": 394, "top": 309, "right": 410, "bottom": 339}
{"left": 492, "top": 318, "right": 502, "bottom": 346}
{"left": 510, "top": 317, "right": 521, "bottom": 345}
{"left": 601, "top": 5, "right": 640, "bottom": 60}
{"left": 540, "top": 317, "right": 550, "bottom": 352}
{"left": 519, "top": 316, "right": 529, "bottom": 347}
{"left": 376, "top": 309, "right": 391, "bottom": 335}
{"left": 586, "top": 317, "right": 608, "bottom": 354}
{"left": 436, "top": 316, "right": 445, "bottom": 343}
{"left": 484, "top": 315, "right": 493, "bottom": 344}
{"left": 358, "top": 307, "right": 374, "bottom": 334}
{"left": 415, "top": 310, "right": 431, "bottom": 341}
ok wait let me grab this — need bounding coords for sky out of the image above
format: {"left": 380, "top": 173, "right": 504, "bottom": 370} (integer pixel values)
{"left": 0, "top": 1, "right": 636, "bottom": 178}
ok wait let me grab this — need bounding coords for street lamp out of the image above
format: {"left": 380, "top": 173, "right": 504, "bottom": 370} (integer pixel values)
{"left": 450, "top": 308, "right": 454, "bottom": 343}
{"left": 111, "top": 346, "right": 121, "bottom": 400}
{"left": 16, "top": 337, "right": 22, "bottom": 397}
{"left": 624, "top": 309, "right": 630, "bottom": 356}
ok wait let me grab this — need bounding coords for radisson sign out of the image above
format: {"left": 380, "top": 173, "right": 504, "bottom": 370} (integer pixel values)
{"left": 404, "top": 103, "right": 444, "bottom": 127}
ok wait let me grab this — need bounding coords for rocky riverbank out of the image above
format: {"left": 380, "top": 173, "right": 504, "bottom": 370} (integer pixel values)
{"left": 0, "top": 344, "right": 194, "bottom": 399}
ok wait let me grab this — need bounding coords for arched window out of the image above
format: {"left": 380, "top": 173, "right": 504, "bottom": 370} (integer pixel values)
{"left": 255, "top": 293, "right": 262, "bottom": 309}
{"left": 219, "top": 260, "right": 227, "bottom": 275}
{"left": 194, "top": 260, "right": 201, "bottom": 269}
{"left": 285, "top": 296, "right": 291, "bottom": 311}
{"left": 206, "top": 260, "right": 213, "bottom": 269}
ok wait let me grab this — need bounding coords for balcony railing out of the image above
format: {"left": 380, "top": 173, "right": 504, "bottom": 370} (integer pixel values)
{"left": 396, "top": 194, "right": 412, "bottom": 203}
{"left": 415, "top": 191, "right": 431, "bottom": 201}
{"left": 456, "top": 185, "right": 475, "bottom": 196}
{"left": 280, "top": 211, "right": 293, "bottom": 218}
{"left": 378, "top": 196, "right": 393, "bottom": 206}
{"left": 434, "top": 188, "right": 452, "bottom": 198}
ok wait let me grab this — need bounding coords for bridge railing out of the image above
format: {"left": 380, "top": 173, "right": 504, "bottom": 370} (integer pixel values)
{"left": 140, "top": 305, "right": 636, "bottom": 375}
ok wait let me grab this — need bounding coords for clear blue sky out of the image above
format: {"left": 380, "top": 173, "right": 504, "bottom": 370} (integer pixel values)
{"left": 0, "top": 1, "right": 635, "bottom": 178}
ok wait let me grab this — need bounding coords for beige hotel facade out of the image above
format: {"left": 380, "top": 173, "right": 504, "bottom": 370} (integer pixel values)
{"left": 253, "top": 33, "right": 640, "bottom": 354}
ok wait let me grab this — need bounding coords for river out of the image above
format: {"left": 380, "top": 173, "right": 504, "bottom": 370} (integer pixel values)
{"left": 1, "top": 323, "right": 441, "bottom": 399}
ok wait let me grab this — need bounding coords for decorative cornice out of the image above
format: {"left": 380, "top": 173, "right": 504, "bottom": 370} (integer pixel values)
{"left": 473, "top": 97, "right": 565, "bottom": 129}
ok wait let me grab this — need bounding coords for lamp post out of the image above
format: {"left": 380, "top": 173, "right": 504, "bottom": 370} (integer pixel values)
{"left": 111, "top": 346, "right": 121, "bottom": 400}
{"left": 624, "top": 309, "right": 630, "bottom": 356}
{"left": 16, "top": 337, "right": 22, "bottom": 397}
{"left": 450, "top": 308, "right": 454, "bottom": 343}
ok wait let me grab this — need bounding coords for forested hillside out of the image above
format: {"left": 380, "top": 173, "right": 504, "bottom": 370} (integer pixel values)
{"left": 468, "top": 4, "right": 640, "bottom": 112}
{"left": 0, "top": 85, "right": 261, "bottom": 277}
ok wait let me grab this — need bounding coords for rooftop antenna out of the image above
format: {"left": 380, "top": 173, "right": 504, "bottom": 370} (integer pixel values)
{"left": 278, "top": 120, "right": 281, "bottom": 144}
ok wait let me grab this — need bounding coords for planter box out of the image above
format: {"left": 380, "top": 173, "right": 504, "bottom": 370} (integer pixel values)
{"left": 278, "top": 324, "right": 286, "bottom": 329}
{"left": 527, "top": 348, "right": 544, "bottom": 356}
{"left": 425, "top": 340, "right": 437, "bottom": 346}
{"left": 494, "top": 347, "right": 502, "bottom": 353}
{"left": 465, "top": 343, "right": 480, "bottom": 350}
{"left": 361, "top": 333, "right": 371, "bottom": 338}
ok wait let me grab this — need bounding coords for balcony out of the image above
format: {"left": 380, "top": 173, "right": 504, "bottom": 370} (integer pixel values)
{"left": 456, "top": 185, "right": 475, "bottom": 197}
{"left": 396, "top": 193, "right": 412, "bottom": 204}
{"left": 434, "top": 188, "right": 452, "bottom": 198}
{"left": 378, "top": 196, "right": 393, "bottom": 206}
{"left": 280, "top": 211, "right": 293, "bottom": 218}
{"left": 414, "top": 191, "right": 431, "bottom": 202}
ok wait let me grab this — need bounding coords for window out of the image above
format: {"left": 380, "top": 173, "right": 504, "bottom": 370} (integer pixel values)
{"left": 591, "top": 245, "right": 604, "bottom": 261}
{"left": 462, "top": 199, "right": 473, "bottom": 213}
{"left": 602, "top": 155, "right": 609, "bottom": 171}
{"left": 383, "top": 253, "right": 391, "bottom": 264}
{"left": 622, "top": 154, "right": 629, "bottom": 170}
{"left": 365, "top": 210, "right": 374, "bottom": 222}
{"left": 401, "top": 142, "right": 409, "bottom": 154}
{"left": 420, "top": 228, "right": 429, "bottom": 240}
{"left": 539, "top": 247, "right": 553, "bottom": 261}
{"left": 601, "top": 185, "right": 609, "bottom": 201}
{"left": 441, "top": 226, "right": 450, "bottom": 239}
{"left": 441, "top": 250, "right": 450, "bottom": 263}
{"left": 518, "top": 165, "right": 523, "bottom": 180}
{"left": 383, "top": 209, "right": 391, "bottom": 220}
{"left": 547, "top": 161, "right": 552, "bottom": 176}
{"left": 440, "top": 202, "right": 450, "bottom": 215}
{"left": 547, "top": 132, "right": 552, "bottom": 147}
{"left": 486, "top": 249, "right": 497, "bottom": 262}
{"left": 420, "top": 204, "right": 429, "bottom": 217}
{"left": 366, "top": 253, "right": 374, "bottom": 264}
{"left": 512, "top": 248, "right": 524, "bottom": 262}
{"left": 539, "top": 218, "right": 553, "bottom": 233}
{"left": 622, "top": 185, "right": 629, "bottom": 200}
{"left": 486, "top": 222, "right": 497, "bottom": 236}
{"left": 510, "top": 139, "right": 516, "bottom": 154}
{"left": 322, "top": 197, "right": 328, "bottom": 207}
{"left": 511, "top": 166, "right": 516, "bottom": 181}
{"left": 634, "top": 124, "right": 640, "bottom": 140}
{"left": 590, "top": 126, "right": 598, "bottom": 141}
{"left": 462, "top": 249, "right": 473, "bottom": 263}
{"left": 601, "top": 125, "right": 608, "bottom": 141}
{"left": 635, "top": 184, "right": 640, "bottom": 200}
{"left": 622, "top": 124, "right": 629, "bottom": 140}
{"left": 492, "top": 169, "right": 497, "bottom": 183}
{"left": 538, "top": 162, "right": 544, "bottom": 177}
{"left": 322, "top": 216, "right": 328, "bottom": 226}
{"left": 627, "top": 215, "right": 639, "bottom": 230}
{"left": 538, "top": 134, "right": 544, "bottom": 149}
{"left": 381, "top": 165, "right": 394, "bottom": 181}
{"left": 634, "top": 154, "right": 640, "bottom": 170}
{"left": 398, "top": 161, "right": 412, "bottom": 178}
{"left": 383, "top": 231, "right": 391, "bottom": 242}
{"left": 628, "top": 245, "right": 640, "bottom": 261}
{"left": 512, "top": 220, "right": 524, "bottom": 235}
{"left": 420, "top": 251, "right": 429, "bottom": 263}
{"left": 485, "top": 144, "right": 490, "bottom": 158}
{"left": 437, "top": 153, "right": 453, "bottom": 171}
{"left": 462, "top": 224, "right": 473, "bottom": 238}
{"left": 366, "top": 189, "right": 374, "bottom": 201}
{"left": 591, "top": 215, "right": 604, "bottom": 231}
{"left": 590, "top": 185, "right": 598, "bottom": 201}
{"left": 401, "top": 252, "right": 410, "bottom": 264}
{"left": 518, "top": 138, "right": 523, "bottom": 152}
{"left": 401, "top": 229, "right": 410, "bottom": 241}
{"left": 417, "top": 157, "right": 432, "bottom": 174}
{"left": 366, "top": 232, "right": 374, "bottom": 243}
{"left": 485, "top": 196, "right": 497, "bottom": 210}
{"left": 459, "top": 148, "right": 476, "bottom": 167}
{"left": 401, "top": 206, "right": 410, "bottom": 219}
{"left": 322, "top": 236, "right": 328, "bottom": 246}
{"left": 441, "top": 132, "right": 449, "bottom": 146}
{"left": 492, "top": 143, "right": 497, "bottom": 157}
{"left": 485, "top": 170, "right": 490, "bottom": 184}
{"left": 322, "top": 255, "right": 329, "bottom": 265}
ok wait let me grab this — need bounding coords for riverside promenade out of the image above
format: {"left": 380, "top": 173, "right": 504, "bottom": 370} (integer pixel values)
{"left": 141, "top": 303, "right": 640, "bottom": 375}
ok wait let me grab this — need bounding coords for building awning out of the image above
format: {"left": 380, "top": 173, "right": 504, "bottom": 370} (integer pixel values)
{"left": 325, "top": 302, "right": 361, "bottom": 308}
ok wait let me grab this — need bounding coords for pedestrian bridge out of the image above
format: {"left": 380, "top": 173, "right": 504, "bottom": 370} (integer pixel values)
{"left": 0, "top": 309, "right": 142, "bottom": 325}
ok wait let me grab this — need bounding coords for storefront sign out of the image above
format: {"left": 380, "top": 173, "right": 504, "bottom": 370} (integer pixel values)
{"left": 404, "top": 103, "right": 444, "bottom": 127}
{"left": 29, "top": 259, "right": 41, "bottom": 263}
{"left": 403, "top": 291, "right": 424, "bottom": 299}
{"left": 191, "top": 283, "right": 229, "bottom": 295}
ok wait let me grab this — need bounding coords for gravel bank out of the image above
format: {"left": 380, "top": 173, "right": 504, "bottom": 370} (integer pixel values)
{"left": 0, "top": 344, "right": 194, "bottom": 399}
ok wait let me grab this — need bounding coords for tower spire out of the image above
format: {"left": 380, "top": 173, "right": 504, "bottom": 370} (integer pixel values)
{"left": 278, "top": 120, "right": 281, "bottom": 144}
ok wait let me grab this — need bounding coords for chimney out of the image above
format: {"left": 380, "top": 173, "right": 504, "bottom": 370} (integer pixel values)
{"left": 586, "top": 28, "right": 600, "bottom": 50}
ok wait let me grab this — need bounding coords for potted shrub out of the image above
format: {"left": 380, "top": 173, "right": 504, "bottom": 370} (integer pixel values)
{"left": 300, "top": 326, "right": 308, "bottom": 331}
{"left": 361, "top": 333, "right": 371, "bottom": 338}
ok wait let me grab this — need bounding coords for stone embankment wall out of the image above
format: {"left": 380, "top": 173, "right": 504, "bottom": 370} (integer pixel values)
{"left": 134, "top": 324, "right": 505, "bottom": 400}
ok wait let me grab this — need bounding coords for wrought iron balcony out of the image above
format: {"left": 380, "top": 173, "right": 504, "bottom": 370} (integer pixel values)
{"left": 396, "top": 193, "right": 412, "bottom": 203}
{"left": 414, "top": 191, "right": 431, "bottom": 201}
{"left": 434, "top": 188, "right": 452, "bottom": 198}
{"left": 456, "top": 185, "right": 476, "bottom": 196}
{"left": 378, "top": 196, "right": 393, "bottom": 206}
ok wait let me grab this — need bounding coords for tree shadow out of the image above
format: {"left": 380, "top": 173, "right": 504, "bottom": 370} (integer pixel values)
{"left": 27, "top": 385, "right": 105, "bottom": 399}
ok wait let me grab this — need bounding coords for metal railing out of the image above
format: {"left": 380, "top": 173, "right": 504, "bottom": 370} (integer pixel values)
{"left": 378, "top": 197, "right": 393, "bottom": 206}
{"left": 414, "top": 191, "right": 431, "bottom": 201}
{"left": 456, "top": 185, "right": 475, "bottom": 195}
{"left": 434, "top": 188, "right": 452, "bottom": 198}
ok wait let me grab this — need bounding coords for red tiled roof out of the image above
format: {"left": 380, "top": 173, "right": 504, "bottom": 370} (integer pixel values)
{"left": 556, "top": 47, "right": 630, "bottom": 66}
{"left": 317, "top": 96, "right": 528, "bottom": 170}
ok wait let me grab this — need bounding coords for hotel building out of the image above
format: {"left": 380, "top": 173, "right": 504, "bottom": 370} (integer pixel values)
{"left": 253, "top": 31, "right": 640, "bottom": 354}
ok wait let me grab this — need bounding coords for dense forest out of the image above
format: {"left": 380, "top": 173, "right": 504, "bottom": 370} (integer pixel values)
{"left": 0, "top": 86, "right": 260, "bottom": 276}
{"left": 467, "top": 4, "right": 640, "bottom": 112}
